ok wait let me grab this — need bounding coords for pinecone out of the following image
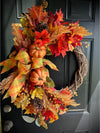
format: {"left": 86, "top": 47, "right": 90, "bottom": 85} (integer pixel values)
{"left": 36, "top": 23, "right": 48, "bottom": 32}
{"left": 33, "top": 97, "right": 43, "bottom": 111}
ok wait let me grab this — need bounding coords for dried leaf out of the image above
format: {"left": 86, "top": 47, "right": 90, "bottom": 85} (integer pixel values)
{"left": 12, "top": 23, "right": 31, "bottom": 49}
{"left": 28, "top": 5, "right": 48, "bottom": 23}
{"left": 69, "top": 22, "right": 92, "bottom": 37}
{"left": 45, "top": 86, "right": 79, "bottom": 107}
{"left": 0, "top": 71, "right": 18, "bottom": 94}
{"left": 12, "top": 23, "right": 23, "bottom": 48}
{"left": 25, "top": 13, "right": 34, "bottom": 28}
{"left": 73, "top": 26, "right": 92, "bottom": 36}
{"left": 50, "top": 25, "right": 71, "bottom": 42}
{"left": 59, "top": 108, "right": 69, "bottom": 115}
{"left": 12, "top": 23, "right": 22, "bottom": 38}
{"left": 43, "top": 93, "right": 57, "bottom": 116}
{"left": 14, "top": 88, "right": 30, "bottom": 110}
{"left": 25, "top": 104, "right": 37, "bottom": 115}
{"left": 38, "top": 113, "right": 48, "bottom": 129}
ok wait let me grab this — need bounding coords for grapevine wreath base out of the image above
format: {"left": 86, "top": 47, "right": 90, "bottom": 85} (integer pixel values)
{"left": 69, "top": 46, "right": 88, "bottom": 92}
{"left": 0, "top": 3, "right": 91, "bottom": 129}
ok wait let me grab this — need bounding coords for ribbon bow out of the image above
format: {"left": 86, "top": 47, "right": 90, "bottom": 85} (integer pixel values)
{"left": 0, "top": 49, "right": 31, "bottom": 102}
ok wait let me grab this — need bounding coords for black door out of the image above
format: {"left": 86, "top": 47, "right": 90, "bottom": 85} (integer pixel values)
{"left": 0, "top": 0, "right": 100, "bottom": 133}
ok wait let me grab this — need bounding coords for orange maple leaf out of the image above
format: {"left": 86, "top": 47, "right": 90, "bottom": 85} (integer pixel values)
{"left": 56, "top": 9, "right": 63, "bottom": 22}
{"left": 28, "top": 5, "right": 48, "bottom": 23}
{"left": 25, "top": 104, "right": 37, "bottom": 115}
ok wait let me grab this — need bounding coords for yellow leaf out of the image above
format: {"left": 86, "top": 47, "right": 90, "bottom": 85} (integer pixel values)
{"left": 59, "top": 108, "right": 69, "bottom": 115}
{"left": 38, "top": 113, "right": 48, "bottom": 129}
{"left": 3, "top": 91, "right": 9, "bottom": 100}
{"left": 36, "top": 88, "right": 44, "bottom": 99}
{"left": 31, "top": 87, "right": 44, "bottom": 100}
{"left": 31, "top": 89, "right": 37, "bottom": 99}
{"left": 49, "top": 114, "right": 59, "bottom": 123}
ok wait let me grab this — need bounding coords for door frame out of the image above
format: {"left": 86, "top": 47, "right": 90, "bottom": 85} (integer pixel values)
{"left": 89, "top": 0, "right": 100, "bottom": 132}
{"left": 0, "top": 0, "right": 2, "bottom": 132}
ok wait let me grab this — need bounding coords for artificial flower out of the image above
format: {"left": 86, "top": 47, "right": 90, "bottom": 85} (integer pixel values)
{"left": 35, "top": 29, "right": 50, "bottom": 45}
{"left": 34, "top": 39, "right": 43, "bottom": 46}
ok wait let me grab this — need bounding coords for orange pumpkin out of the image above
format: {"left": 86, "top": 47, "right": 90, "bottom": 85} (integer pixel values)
{"left": 29, "top": 43, "right": 46, "bottom": 58}
{"left": 30, "top": 68, "right": 47, "bottom": 85}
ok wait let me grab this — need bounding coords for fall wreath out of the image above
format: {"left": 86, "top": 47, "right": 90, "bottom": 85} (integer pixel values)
{"left": 0, "top": 2, "right": 92, "bottom": 129}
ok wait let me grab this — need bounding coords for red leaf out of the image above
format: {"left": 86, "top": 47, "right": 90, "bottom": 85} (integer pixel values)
{"left": 42, "top": 110, "right": 54, "bottom": 122}
{"left": 49, "top": 33, "right": 83, "bottom": 57}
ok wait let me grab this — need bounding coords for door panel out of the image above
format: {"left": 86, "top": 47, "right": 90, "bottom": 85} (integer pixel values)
{"left": 63, "top": 131, "right": 86, "bottom": 133}
{"left": 17, "top": 0, "right": 41, "bottom": 18}
{"left": 66, "top": 0, "right": 93, "bottom": 20}
{"left": 1, "top": 0, "right": 99, "bottom": 133}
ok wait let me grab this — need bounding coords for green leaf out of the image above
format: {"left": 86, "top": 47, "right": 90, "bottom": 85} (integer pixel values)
{"left": 46, "top": 47, "right": 52, "bottom": 56}
{"left": 45, "top": 77, "right": 55, "bottom": 88}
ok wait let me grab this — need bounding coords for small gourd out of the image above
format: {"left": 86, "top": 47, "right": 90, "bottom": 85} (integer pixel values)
{"left": 30, "top": 68, "right": 47, "bottom": 85}
{"left": 29, "top": 43, "right": 46, "bottom": 58}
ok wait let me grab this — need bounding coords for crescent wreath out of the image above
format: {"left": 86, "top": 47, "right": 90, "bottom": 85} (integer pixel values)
{"left": 0, "top": 1, "right": 92, "bottom": 129}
